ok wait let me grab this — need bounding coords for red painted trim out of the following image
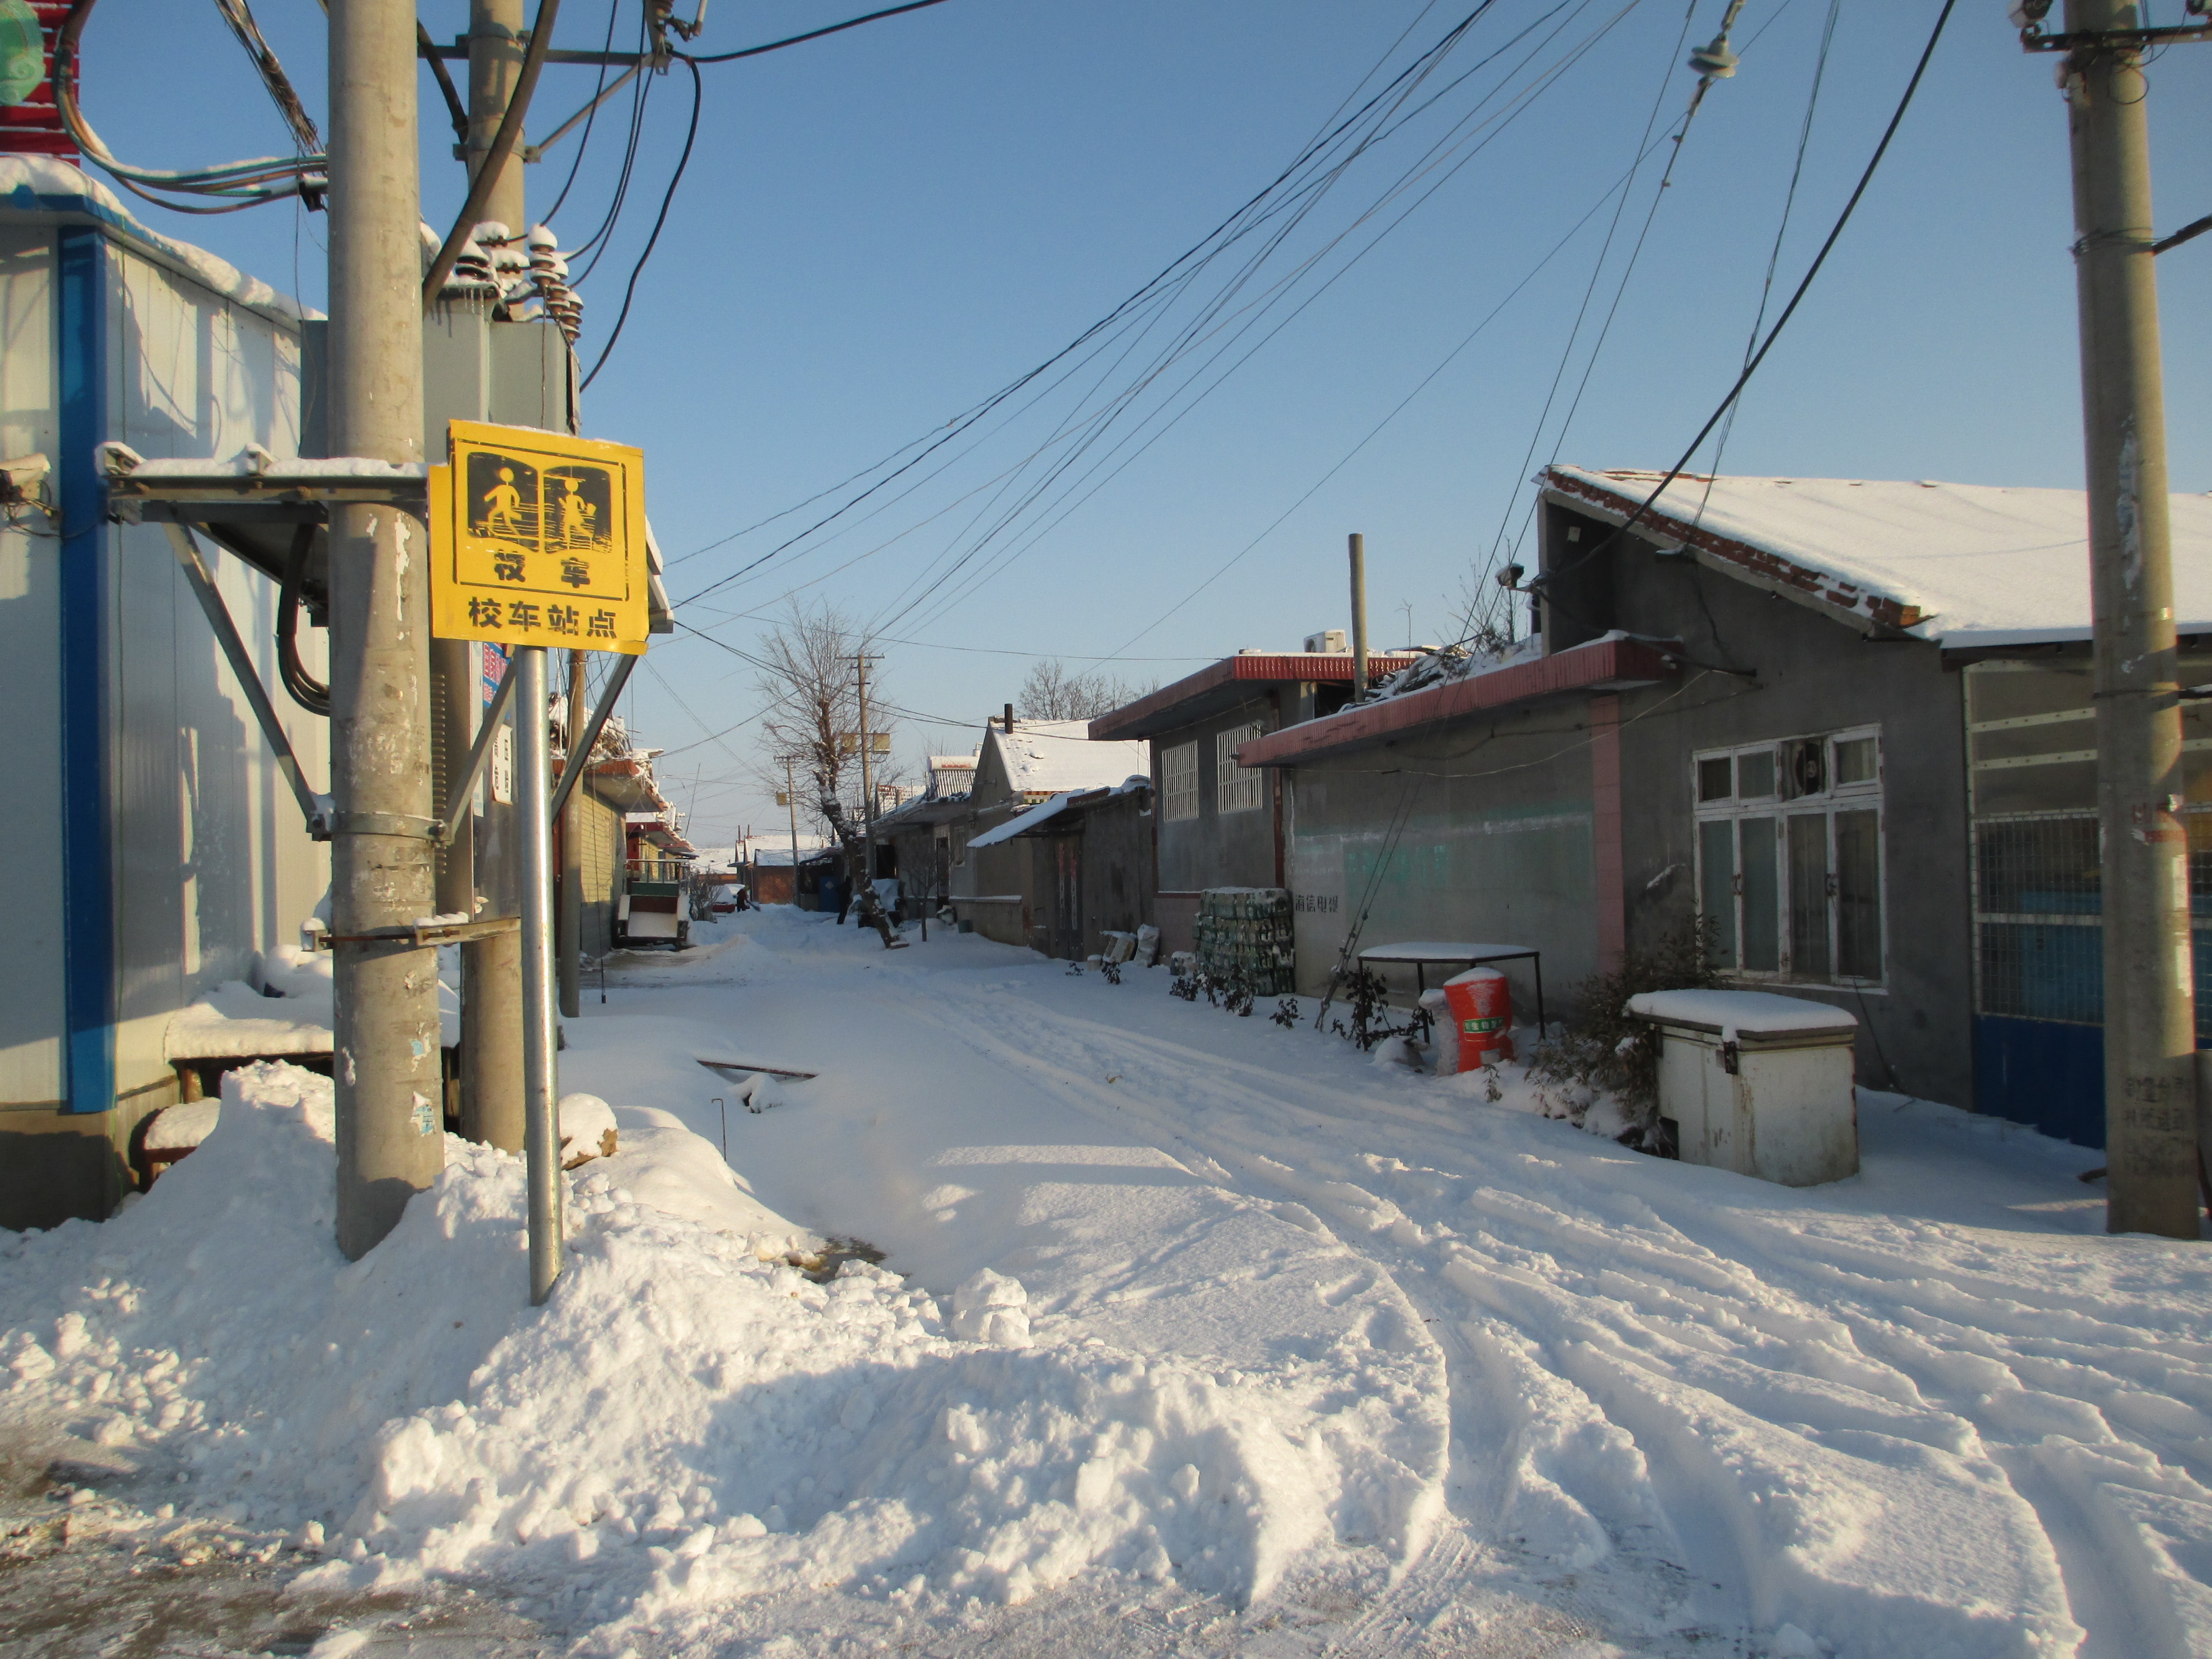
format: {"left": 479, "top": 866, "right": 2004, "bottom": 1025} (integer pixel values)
{"left": 1233, "top": 637, "right": 1679, "bottom": 767}
{"left": 1590, "top": 693, "right": 1624, "bottom": 975}
{"left": 1089, "top": 652, "right": 1420, "bottom": 741}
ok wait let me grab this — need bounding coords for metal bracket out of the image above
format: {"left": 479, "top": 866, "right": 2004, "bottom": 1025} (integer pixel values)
{"left": 430, "top": 651, "right": 520, "bottom": 845}
{"left": 329, "top": 811, "right": 441, "bottom": 840}
{"left": 325, "top": 914, "right": 523, "bottom": 948}
{"left": 548, "top": 651, "right": 640, "bottom": 823}
{"left": 2019, "top": 21, "right": 2212, "bottom": 49}
{"left": 160, "top": 523, "right": 333, "bottom": 840}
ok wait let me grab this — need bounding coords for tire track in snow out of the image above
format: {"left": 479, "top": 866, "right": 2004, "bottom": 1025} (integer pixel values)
{"left": 901, "top": 973, "right": 2212, "bottom": 1658}
{"left": 880, "top": 978, "right": 1735, "bottom": 1655}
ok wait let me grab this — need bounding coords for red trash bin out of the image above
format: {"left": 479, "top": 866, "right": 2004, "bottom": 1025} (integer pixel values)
{"left": 1442, "top": 966, "right": 1513, "bottom": 1071}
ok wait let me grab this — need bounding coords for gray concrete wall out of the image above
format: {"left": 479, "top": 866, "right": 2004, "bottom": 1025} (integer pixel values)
{"left": 1551, "top": 502, "right": 1976, "bottom": 1109}
{"left": 1153, "top": 696, "right": 1282, "bottom": 893}
{"left": 1079, "top": 792, "right": 1156, "bottom": 956}
{"left": 1285, "top": 713, "right": 1601, "bottom": 1021}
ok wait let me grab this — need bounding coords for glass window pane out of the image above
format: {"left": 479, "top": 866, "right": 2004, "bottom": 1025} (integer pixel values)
{"left": 1737, "top": 748, "right": 1776, "bottom": 799}
{"left": 1789, "top": 814, "right": 1832, "bottom": 980}
{"left": 1698, "top": 756, "right": 1734, "bottom": 802}
{"left": 1741, "top": 816, "right": 1780, "bottom": 972}
{"left": 1834, "top": 735, "right": 1877, "bottom": 786}
{"left": 1700, "top": 818, "right": 1738, "bottom": 969}
{"left": 1835, "top": 808, "right": 1881, "bottom": 979}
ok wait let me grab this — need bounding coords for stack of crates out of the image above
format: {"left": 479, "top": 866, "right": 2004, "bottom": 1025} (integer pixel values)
{"left": 1195, "top": 887, "right": 1294, "bottom": 996}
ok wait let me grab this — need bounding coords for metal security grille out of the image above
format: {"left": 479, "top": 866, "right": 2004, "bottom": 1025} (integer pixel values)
{"left": 1965, "top": 659, "right": 2212, "bottom": 1039}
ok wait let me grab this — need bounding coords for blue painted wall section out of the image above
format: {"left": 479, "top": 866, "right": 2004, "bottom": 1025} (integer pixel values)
{"left": 57, "top": 224, "right": 112, "bottom": 1116}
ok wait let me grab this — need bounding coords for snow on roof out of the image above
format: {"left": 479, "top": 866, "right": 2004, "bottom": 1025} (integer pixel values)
{"left": 991, "top": 720, "right": 1150, "bottom": 798}
{"left": 966, "top": 775, "right": 1149, "bottom": 850}
{"left": 1546, "top": 465, "right": 2212, "bottom": 646}
{"left": 0, "top": 156, "right": 310, "bottom": 326}
{"left": 1625, "top": 988, "right": 1858, "bottom": 1038}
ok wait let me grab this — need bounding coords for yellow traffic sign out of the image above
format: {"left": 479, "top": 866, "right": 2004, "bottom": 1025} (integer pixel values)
{"left": 430, "top": 419, "right": 649, "bottom": 654}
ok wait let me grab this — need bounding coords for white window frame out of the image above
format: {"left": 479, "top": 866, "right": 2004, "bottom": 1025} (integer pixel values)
{"left": 1692, "top": 725, "right": 1886, "bottom": 989}
{"left": 1162, "top": 741, "right": 1200, "bottom": 823}
{"left": 1215, "top": 721, "right": 1267, "bottom": 815}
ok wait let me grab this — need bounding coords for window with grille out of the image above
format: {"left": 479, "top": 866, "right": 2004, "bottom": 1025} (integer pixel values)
{"left": 1216, "top": 721, "right": 1267, "bottom": 815}
{"left": 1964, "top": 658, "right": 2212, "bottom": 1035}
{"left": 1694, "top": 727, "right": 1884, "bottom": 986}
{"left": 1162, "top": 741, "right": 1200, "bottom": 823}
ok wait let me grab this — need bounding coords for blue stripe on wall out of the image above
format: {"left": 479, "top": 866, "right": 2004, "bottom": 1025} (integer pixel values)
{"left": 57, "top": 225, "right": 112, "bottom": 1117}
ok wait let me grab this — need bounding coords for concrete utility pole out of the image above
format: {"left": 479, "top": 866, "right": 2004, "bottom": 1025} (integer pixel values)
{"left": 559, "top": 648, "right": 586, "bottom": 1017}
{"left": 327, "top": 0, "right": 442, "bottom": 1257}
{"left": 784, "top": 755, "right": 800, "bottom": 903}
{"left": 2055, "top": 0, "right": 2200, "bottom": 1237}
{"left": 449, "top": 0, "right": 529, "bottom": 1151}
{"left": 857, "top": 652, "right": 878, "bottom": 893}
{"left": 1348, "top": 533, "right": 1370, "bottom": 700}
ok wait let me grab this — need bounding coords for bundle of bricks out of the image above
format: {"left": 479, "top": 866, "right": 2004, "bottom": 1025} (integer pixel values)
{"left": 1194, "top": 887, "right": 1295, "bottom": 997}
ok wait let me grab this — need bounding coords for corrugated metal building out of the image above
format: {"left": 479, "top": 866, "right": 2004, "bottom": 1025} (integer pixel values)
{"left": 0, "top": 159, "right": 329, "bottom": 1224}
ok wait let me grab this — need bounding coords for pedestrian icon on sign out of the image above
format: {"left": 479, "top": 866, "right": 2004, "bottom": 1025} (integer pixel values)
{"left": 434, "top": 419, "right": 648, "bottom": 655}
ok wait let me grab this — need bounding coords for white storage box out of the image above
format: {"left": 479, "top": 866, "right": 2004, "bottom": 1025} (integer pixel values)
{"left": 1626, "top": 990, "right": 1860, "bottom": 1187}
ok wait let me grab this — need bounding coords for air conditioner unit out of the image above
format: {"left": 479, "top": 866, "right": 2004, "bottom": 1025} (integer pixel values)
{"left": 1305, "top": 629, "right": 1349, "bottom": 653}
{"left": 1783, "top": 737, "right": 1826, "bottom": 798}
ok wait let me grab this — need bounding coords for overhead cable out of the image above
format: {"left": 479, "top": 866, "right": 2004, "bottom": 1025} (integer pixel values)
{"left": 580, "top": 56, "right": 702, "bottom": 389}
{"left": 671, "top": 1, "right": 1515, "bottom": 610}
{"left": 682, "top": 0, "right": 958, "bottom": 64}
{"left": 55, "top": 0, "right": 327, "bottom": 212}
{"left": 211, "top": 0, "right": 320, "bottom": 155}
{"left": 1529, "top": 0, "right": 1960, "bottom": 598}
{"left": 543, "top": 0, "right": 628, "bottom": 224}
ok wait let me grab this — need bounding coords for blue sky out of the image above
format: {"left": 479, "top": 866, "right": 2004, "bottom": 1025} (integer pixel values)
{"left": 84, "top": 1, "right": 2212, "bottom": 850}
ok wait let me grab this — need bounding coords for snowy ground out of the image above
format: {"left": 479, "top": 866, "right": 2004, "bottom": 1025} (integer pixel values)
{"left": 4, "top": 907, "right": 2209, "bottom": 1658}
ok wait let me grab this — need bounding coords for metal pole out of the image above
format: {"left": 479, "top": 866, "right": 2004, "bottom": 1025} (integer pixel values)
{"left": 466, "top": 0, "right": 529, "bottom": 232}
{"left": 857, "top": 653, "right": 877, "bottom": 898}
{"left": 1348, "top": 532, "right": 1370, "bottom": 700}
{"left": 2060, "top": 1, "right": 2198, "bottom": 1237}
{"left": 558, "top": 649, "right": 585, "bottom": 1017}
{"left": 515, "top": 644, "right": 562, "bottom": 1301}
{"left": 453, "top": 0, "right": 531, "bottom": 1153}
{"left": 327, "top": 0, "right": 443, "bottom": 1259}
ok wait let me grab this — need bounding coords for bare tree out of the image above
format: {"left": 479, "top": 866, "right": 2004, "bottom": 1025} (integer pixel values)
{"left": 1017, "top": 658, "right": 1153, "bottom": 721}
{"left": 750, "top": 601, "right": 898, "bottom": 837}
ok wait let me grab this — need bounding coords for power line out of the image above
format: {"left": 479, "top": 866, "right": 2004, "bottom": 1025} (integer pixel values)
{"left": 580, "top": 56, "right": 702, "bottom": 390}
{"left": 1693, "top": 0, "right": 1842, "bottom": 512}
{"left": 874, "top": 0, "right": 1640, "bottom": 643}
{"left": 1530, "top": 0, "right": 1961, "bottom": 600}
{"left": 1103, "top": 117, "right": 1689, "bottom": 661}
{"left": 670, "top": 1, "right": 1515, "bottom": 613}
{"left": 542, "top": 0, "right": 628, "bottom": 224}
{"left": 682, "top": 0, "right": 960, "bottom": 64}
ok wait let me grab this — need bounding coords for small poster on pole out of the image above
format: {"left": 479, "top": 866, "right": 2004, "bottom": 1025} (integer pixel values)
{"left": 430, "top": 419, "right": 649, "bottom": 654}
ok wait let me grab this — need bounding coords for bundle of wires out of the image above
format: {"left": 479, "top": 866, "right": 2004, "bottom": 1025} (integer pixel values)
{"left": 54, "top": 0, "right": 327, "bottom": 215}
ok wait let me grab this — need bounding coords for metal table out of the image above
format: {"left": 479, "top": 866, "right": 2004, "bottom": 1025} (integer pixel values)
{"left": 1357, "top": 940, "right": 1546, "bottom": 1036}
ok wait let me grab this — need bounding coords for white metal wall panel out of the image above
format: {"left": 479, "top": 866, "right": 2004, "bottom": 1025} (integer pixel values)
{"left": 107, "top": 244, "right": 326, "bottom": 1096}
{"left": 0, "top": 224, "right": 64, "bottom": 1104}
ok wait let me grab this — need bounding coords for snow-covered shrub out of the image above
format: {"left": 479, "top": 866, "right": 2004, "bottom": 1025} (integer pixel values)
{"left": 1525, "top": 920, "right": 1719, "bottom": 1151}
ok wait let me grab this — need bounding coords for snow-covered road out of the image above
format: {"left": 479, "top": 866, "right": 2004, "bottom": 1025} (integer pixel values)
{"left": 577, "top": 910, "right": 2212, "bottom": 1658}
{"left": 5, "top": 906, "right": 2209, "bottom": 1658}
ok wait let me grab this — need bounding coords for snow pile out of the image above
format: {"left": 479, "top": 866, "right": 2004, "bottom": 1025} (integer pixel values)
{"left": 0, "top": 1062, "right": 1445, "bottom": 1639}
{"left": 165, "top": 945, "right": 460, "bottom": 1061}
